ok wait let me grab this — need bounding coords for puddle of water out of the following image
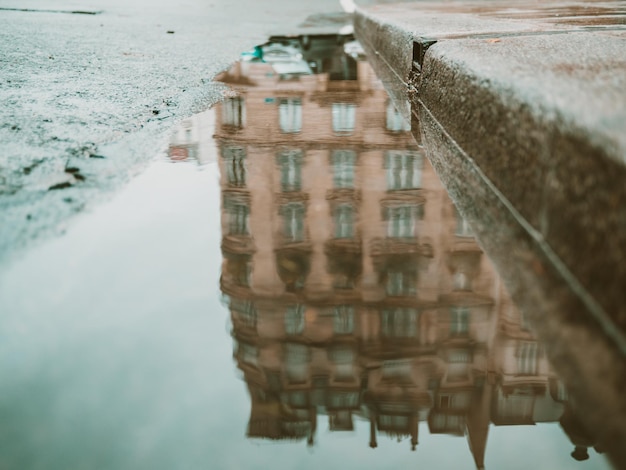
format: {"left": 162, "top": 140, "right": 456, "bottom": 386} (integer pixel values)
{"left": 188, "top": 34, "right": 612, "bottom": 468}
{"left": 0, "top": 34, "right": 613, "bottom": 469}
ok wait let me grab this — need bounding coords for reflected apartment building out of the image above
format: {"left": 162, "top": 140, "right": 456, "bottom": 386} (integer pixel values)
{"left": 213, "top": 36, "right": 575, "bottom": 468}
{"left": 169, "top": 110, "right": 215, "bottom": 164}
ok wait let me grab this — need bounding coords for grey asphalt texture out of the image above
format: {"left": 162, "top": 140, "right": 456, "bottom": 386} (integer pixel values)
{"left": 0, "top": 0, "right": 355, "bottom": 266}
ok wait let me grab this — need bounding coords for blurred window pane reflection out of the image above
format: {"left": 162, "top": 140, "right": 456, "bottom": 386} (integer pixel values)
{"left": 285, "top": 343, "right": 310, "bottom": 384}
{"left": 238, "top": 342, "right": 258, "bottom": 366}
{"left": 381, "top": 308, "right": 418, "bottom": 337}
{"left": 497, "top": 392, "right": 534, "bottom": 421}
{"left": 223, "top": 96, "right": 246, "bottom": 128}
{"left": 453, "top": 272, "right": 471, "bottom": 291}
{"left": 279, "top": 98, "right": 302, "bottom": 133}
{"left": 439, "top": 392, "right": 471, "bottom": 410}
{"left": 332, "top": 103, "right": 356, "bottom": 135}
{"left": 329, "top": 392, "right": 358, "bottom": 408}
{"left": 278, "top": 149, "right": 303, "bottom": 192}
{"left": 332, "top": 149, "right": 356, "bottom": 188}
{"left": 431, "top": 413, "right": 464, "bottom": 432}
{"left": 518, "top": 342, "right": 538, "bottom": 375}
{"left": 455, "top": 209, "right": 473, "bottom": 237}
{"left": 448, "top": 349, "right": 471, "bottom": 363}
{"left": 331, "top": 348, "right": 355, "bottom": 381}
{"left": 379, "top": 414, "right": 409, "bottom": 429}
{"left": 231, "top": 298, "right": 256, "bottom": 328}
{"left": 386, "top": 270, "right": 417, "bottom": 296}
{"left": 386, "top": 205, "right": 415, "bottom": 238}
{"left": 333, "top": 305, "right": 354, "bottom": 334}
{"left": 228, "top": 203, "right": 249, "bottom": 236}
{"left": 385, "top": 151, "right": 422, "bottom": 190}
{"left": 282, "top": 202, "right": 305, "bottom": 242}
{"left": 285, "top": 304, "right": 305, "bottom": 335}
{"left": 386, "top": 101, "right": 411, "bottom": 132}
{"left": 222, "top": 146, "right": 246, "bottom": 187}
{"left": 450, "top": 307, "right": 470, "bottom": 336}
{"left": 334, "top": 204, "right": 354, "bottom": 238}
{"left": 286, "top": 391, "right": 307, "bottom": 407}
{"left": 382, "top": 359, "right": 412, "bottom": 380}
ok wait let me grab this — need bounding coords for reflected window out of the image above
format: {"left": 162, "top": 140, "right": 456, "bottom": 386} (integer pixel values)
{"left": 379, "top": 414, "right": 409, "bottom": 430}
{"left": 283, "top": 421, "right": 311, "bottom": 435}
{"left": 267, "top": 372, "right": 281, "bottom": 392}
{"left": 330, "top": 411, "right": 353, "bottom": 430}
{"left": 381, "top": 308, "right": 418, "bottom": 338}
{"left": 447, "top": 363, "right": 470, "bottom": 382}
{"left": 334, "top": 203, "right": 354, "bottom": 238}
{"left": 333, "top": 273, "right": 355, "bottom": 290}
{"left": 279, "top": 97, "right": 302, "bottom": 133}
{"left": 222, "top": 145, "right": 246, "bottom": 187}
{"left": 448, "top": 349, "right": 471, "bottom": 363}
{"left": 455, "top": 208, "right": 473, "bottom": 237}
{"left": 332, "top": 103, "right": 356, "bottom": 135}
{"left": 553, "top": 380, "right": 568, "bottom": 402}
{"left": 226, "top": 256, "right": 251, "bottom": 287}
{"left": 332, "top": 149, "right": 356, "bottom": 188}
{"left": 386, "top": 151, "right": 422, "bottom": 190}
{"left": 431, "top": 413, "right": 464, "bottom": 432}
{"left": 330, "top": 347, "right": 354, "bottom": 381}
{"left": 230, "top": 298, "right": 256, "bottom": 328}
{"left": 386, "top": 205, "right": 415, "bottom": 238}
{"left": 497, "top": 391, "right": 534, "bottom": 421}
{"left": 453, "top": 272, "right": 471, "bottom": 291}
{"left": 227, "top": 202, "right": 249, "bottom": 236}
{"left": 282, "top": 202, "right": 305, "bottom": 242}
{"left": 237, "top": 342, "right": 258, "bottom": 366}
{"left": 222, "top": 96, "right": 246, "bottom": 128}
{"left": 286, "top": 391, "right": 307, "bottom": 407}
{"left": 277, "top": 149, "right": 303, "bottom": 192}
{"left": 285, "top": 343, "right": 310, "bottom": 384}
{"left": 450, "top": 307, "right": 470, "bottom": 336}
{"left": 382, "top": 359, "right": 412, "bottom": 380}
{"left": 386, "top": 270, "right": 417, "bottom": 296}
{"left": 386, "top": 101, "right": 411, "bottom": 132}
{"left": 333, "top": 305, "right": 354, "bottom": 334}
{"left": 517, "top": 342, "right": 538, "bottom": 375}
{"left": 439, "top": 392, "right": 471, "bottom": 410}
{"left": 285, "top": 304, "right": 305, "bottom": 335}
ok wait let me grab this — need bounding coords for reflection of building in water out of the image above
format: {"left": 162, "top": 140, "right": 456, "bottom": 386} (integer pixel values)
{"left": 215, "top": 35, "right": 575, "bottom": 468}
{"left": 168, "top": 111, "right": 215, "bottom": 164}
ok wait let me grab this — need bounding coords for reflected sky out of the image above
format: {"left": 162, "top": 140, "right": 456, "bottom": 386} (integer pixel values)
{"left": 0, "top": 34, "right": 612, "bottom": 470}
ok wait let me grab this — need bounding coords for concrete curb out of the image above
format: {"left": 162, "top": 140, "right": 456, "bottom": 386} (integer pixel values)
{"left": 354, "top": 1, "right": 626, "bottom": 465}
{"left": 354, "top": 0, "right": 626, "bottom": 343}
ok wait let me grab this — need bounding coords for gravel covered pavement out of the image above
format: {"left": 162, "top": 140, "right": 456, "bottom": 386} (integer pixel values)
{"left": 0, "top": 0, "right": 353, "bottom": 265}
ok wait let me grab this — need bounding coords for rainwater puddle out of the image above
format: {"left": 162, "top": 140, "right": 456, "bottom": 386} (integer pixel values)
{"left": 0, "top": 34, "right": 613, "bottom": 469}
{"left": 168, "top": 34, "right": 612, "bottom": 469}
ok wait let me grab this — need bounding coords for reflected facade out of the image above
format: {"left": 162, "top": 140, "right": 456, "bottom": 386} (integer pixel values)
{"left": 211, "top": 35, "right": 602, "bottom": 467}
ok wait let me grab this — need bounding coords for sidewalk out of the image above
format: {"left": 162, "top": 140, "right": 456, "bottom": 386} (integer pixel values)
{"left": 354, "top": 0, "right": 626, "bottom": 466}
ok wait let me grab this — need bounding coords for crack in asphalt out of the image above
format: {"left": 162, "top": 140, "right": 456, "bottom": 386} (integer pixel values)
{"left": 0, "top": 8, "right": 102, "bottom": 15}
